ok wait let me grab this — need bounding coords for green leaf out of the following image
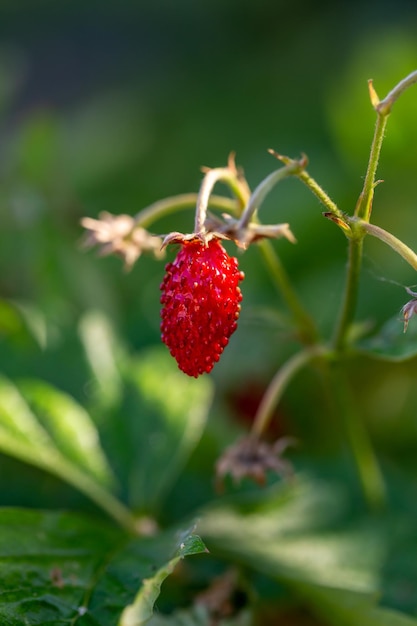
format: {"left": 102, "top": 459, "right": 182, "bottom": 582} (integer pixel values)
{"left": 121, "top": 347, "right": 213, "bottom": 513}
{"left": 0, "top": 508, "right": 206, "bottom": 625}
{"left": 19, "top": 378, "right": 114, "bottom": 486}
{"left": 0, "top": 376, "right": 137, "bottom": 531}
{"left": 199, "top": 475, "right": 417, "bottom": 626}
{"left": 78, "top": 309, "right": 125, "bottom": 408}
{"left": 119, "top": 529, "right": 207, "bottom": 626}
{"left": 358, "top": 316, "right": 417, "bottom": 362}
{"left": 0, "top": 375, "right": 113, "bottom": 487}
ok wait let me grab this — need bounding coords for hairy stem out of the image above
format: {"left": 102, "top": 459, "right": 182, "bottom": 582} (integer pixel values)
{"left": 376, "top": 69, "right": 417, "bottom": 115}
{"left": 194, "top": 155, "right": 251, "bottom": 233}
{"left": 333, "top": 72, "right": 417, "bottom": 347}
{"left": 332, "top": 237, "right": 364, "bottom": 351}
{"left": 354, "top": 110, "right": 389, "bottom": 222}
{"left": 195, "top": 167, "right": 243, "bottom": 233}
{"left": 272, "top": 151, "right": 345, "bottom": 222}
{"left": 333, "top": 78, "right": 392, "bottom": 348}
{"left": 359, "top": 220, "right": 417, "bottom": 271}
{"left": 296, "top": 169, "right": 345, "bottom": 221}
{"left": 238, "top": 157, "right": 305, "bottom": 229}
{"left": 134, "top": 193, "right": 239, "bottom": 229}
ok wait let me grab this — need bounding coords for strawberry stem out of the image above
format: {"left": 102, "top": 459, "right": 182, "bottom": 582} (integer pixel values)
{"left": 134, "top": 193, "right": 239, "bottom": 229}
{"left": 238, "top": 157, "right": 306, "bottom": 229}
{"left": 195, "top": 167, "right": 240, "bottom": 234}
{"left": 354, "top": 106, "right": 388, "bottom": 223}
{"left": 356, "top": 220, "right": 417, "bottom": 272}
{"left": 269, "top": 150, "right": 345, "bottom": 223}
{"left": 194, "top": 155, "right": 251, "bottom": 235}
{"left": 333, "top": 72, "right": 417, "bottom": 350}
{"left": 374, "top": 69, "right": 417, "bottom": 116}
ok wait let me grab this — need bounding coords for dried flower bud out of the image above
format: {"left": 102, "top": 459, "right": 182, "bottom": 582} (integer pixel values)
{"left": 202, "top": 211, "right": 295, "bottom": 249}
{"left": 215, "top": 435, "right": 295, "bottom": 489}
{"left": 81, "top": 212, "right": 164, "bottom": 269}
{"left": 401, "top": 297, "right": 417, "bottom": 332}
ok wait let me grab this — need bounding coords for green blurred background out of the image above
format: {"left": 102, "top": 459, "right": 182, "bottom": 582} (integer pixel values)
{"left": 2, "top": 0, "right": 417, "bottom": 510}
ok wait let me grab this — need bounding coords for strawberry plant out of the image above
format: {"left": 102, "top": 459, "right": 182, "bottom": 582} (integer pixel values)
{"left": 2, "top": 66, "right": 417, "bottom": 625}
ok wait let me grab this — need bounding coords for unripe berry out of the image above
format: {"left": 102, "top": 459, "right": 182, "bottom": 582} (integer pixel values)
{"left": 160, "top": 238, "right": 244, "bottom": 377}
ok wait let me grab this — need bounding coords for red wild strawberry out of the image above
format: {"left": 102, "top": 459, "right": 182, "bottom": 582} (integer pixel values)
{"left": 160, "top": 238, "right": 244, "bottom": 377}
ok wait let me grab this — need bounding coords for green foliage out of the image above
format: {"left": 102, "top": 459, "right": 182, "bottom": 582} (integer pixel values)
{"left": 200, "top": 476, "right": 417, "bottom": 625}
{"left": 120, "top": 533, "right": 207, "bottom": 626}
{"left": 359, "top": 315, "right": 417, "bottom": 361}
{"left": 0, "top": 375, "right": 111, "bottom": 483}
{"left": 0, "top": 313, "right": 214, "bottom": 621}
{"left": 122, "top": 350, "right": 212, "bottom": 513}
{"left": 0, "top": 508, "right": 206, "bottom": 625}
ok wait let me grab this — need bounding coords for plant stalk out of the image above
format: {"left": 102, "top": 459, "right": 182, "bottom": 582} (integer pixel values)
{"left": 376, "top": 69, "right": 417, "bottom": 115}
{"left": 332, "top": 237, "right": 364, "bottom": 351}
{"left": 359, "top": 220, "right": 417, "bottom": 271}
{"left": 0, "top": 433, "right": 139, "bottom": 535}
{"left": 194, "top": 156, "right": 251, "bottom": 233}
{"left": 238, "top": 158, "right": 305, "bottom": 229}
{"left": 134, "top": 193, "right": 239, "bottom": 229}
{"left": 251, "top": 346, "right": 327, "bottom": 439}
{"left": 296, "top": 169, "right": 345, "bottom": 221}
{"left": 258, "top": 240, "right": 318, "bottom": 343}
{"left": 354, "top": 110, "right": 389, "bottom": 222}
{"left": 195, "top": 167, "right": 244, "bottom": 233}
{"left": 330, "top": 364, "right": 386, "bottom": 509}
{"left": 332, "top": 80, "right": 392, "bottom": 349}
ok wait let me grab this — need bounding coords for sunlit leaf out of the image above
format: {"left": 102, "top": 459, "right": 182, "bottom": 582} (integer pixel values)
{"left": 18, "top": 378, "right": 114, "bottom": 486}
{"left": 119, "top": 530, "right": 207, "bottom": 626}
{"left": 0, "top": 376, "right": 123, "bottom": 523}
{"left": 78, "top": 309, "right": 125, "bottom": 407}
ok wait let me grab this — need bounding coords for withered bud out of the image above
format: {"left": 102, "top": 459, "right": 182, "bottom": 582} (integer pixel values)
{"left": 401, "top": 298, "right": 417, "bottom": 332}
{"left": 160, "top": 218, "right": 295, "bottom": 252}
{"left": 80, "top": 212, "right": 164, "bottom": 270}
{"left": 215, "top": 435, "right": 295, "bottom": 490}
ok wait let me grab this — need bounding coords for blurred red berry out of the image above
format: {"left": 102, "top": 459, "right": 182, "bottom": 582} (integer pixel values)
{"left": 160, "top": 238, "right": 244, "bottom": 377}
